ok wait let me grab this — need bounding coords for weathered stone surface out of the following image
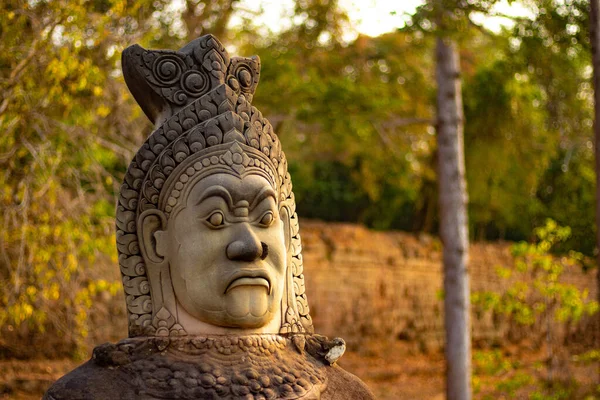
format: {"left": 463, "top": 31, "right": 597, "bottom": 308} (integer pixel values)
{"left": 44, "top": 335, "right": 373, "bottom": 400}
{"left": 44, "top": 35, "right": 373, "bottom": 399}
{"left": 299, "top": 220, "right": 597, "bottom": 350}
{"left": 115, "top": 34, "right": 311, "bottom": 338}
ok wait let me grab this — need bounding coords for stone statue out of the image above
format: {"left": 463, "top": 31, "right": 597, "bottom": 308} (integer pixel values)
{"left": 44, "top": 35, "right": 374, "bottom": 400}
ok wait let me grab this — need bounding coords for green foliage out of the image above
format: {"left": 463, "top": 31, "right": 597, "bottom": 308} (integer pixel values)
{"left": 573, "top": 349, "right": 600, "bottom": 364}
{"left": 250, "top": 29, "right": 436, "bottom": 230}
{"left": 464, "top": 54, "right": 554, "bottom": 240}
{"left": 537, "top": 148, "right": 597, "bottom": 256}
{"left": 511, "top": 0, "right": 596, "bottom": 252}
{"left": 473, "top": 220, "right": 598, "bottom": 391}
{"left": 496, "top": 372, "right": 535, "bottom": 397}
{"left": 474, "top": 349, "right": 518, "bottom": 376}
{"left": 473, "top": 220, "right": 598, "bottom": 328}
{"left": 529, "top": 384, "right": 575, "bottom": 400}
{"left": 253, "top": 0, "right": 600, "bottom": 253}
{"left": 407, "top": 0, "right": 516, "bottom": 40}
{"left": 0, "top": 0, "right": 170, "bottom": 356}
{"left": 1, "top": 0, "right": 599, "bottom": 358}
{"left": 473, "top": 348, "right": 598, "bottom": 399}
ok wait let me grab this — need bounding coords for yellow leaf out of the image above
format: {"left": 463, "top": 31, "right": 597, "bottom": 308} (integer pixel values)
{"left": 26, "top": 286, "right": 37, "bottom": 297}
{"left": 97, "top": 105, "right": 111, "bottom": 117}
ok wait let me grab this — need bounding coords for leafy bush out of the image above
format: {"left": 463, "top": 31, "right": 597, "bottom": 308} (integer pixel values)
{"left": 473, "top": 219, "right": 598, "bottom": 384}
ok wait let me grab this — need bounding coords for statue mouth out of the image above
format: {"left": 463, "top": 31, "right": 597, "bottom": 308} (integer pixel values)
{"left": 225, "top": 271, "right": 271, "bottom": 294}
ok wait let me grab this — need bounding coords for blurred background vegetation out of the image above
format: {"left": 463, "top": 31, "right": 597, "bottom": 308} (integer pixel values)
{"left": 0, "top": 0, "right": 596, "bottom": 366}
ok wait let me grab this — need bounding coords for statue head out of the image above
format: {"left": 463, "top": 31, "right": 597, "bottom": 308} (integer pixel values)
{"left": 118, "top": 35, "right": 313, "bottom": 337}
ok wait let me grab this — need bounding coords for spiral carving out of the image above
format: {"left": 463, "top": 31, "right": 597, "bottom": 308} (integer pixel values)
{"left": 161, "top": 151, "right": 176, "bottom": 175}
{"left": 291, "top": 257, "right": 303, "bottom": 277}
{"left": 120, "top": 255, "right": 142, "bottom": 277}
{"left": 181, "top": 70, "right": 210, "bottom": 96}
{"left": 296, "top": 297, "right": 308, "bottom": 315}
{"left": 188, "top": 126, "right": 206, "bottom": 152}
{"left": 149, "top": 165, "right": 166, "bottom": 190}
{"left": 173, "top": 138, "right": 190, "bottom": 163}
{"left": 244, "top": 124, "right": 260, "bottom": 149}
{"left": 260, "top": 132, "right": 270, "bottom": 157}
{"left": 172, "top": 90, "right": 188, "bottom": 105}
{"left": 294, "top": 276, "right": 306, "bottom": 295}
{"left": 181, "top": 107, "right": 199, "bottom": 131}
{"left": 148, "top": 134, "right": 169, "bottom": 156}
{"left": 116, "top": 233, "right": 138, "bottom": 255}
{"left": 237, "top": 67, "right": 252, "bottom": 89}
{"left": 118, "top": 193, "right": 137, "bottom": 211}
{"left": 164, "top": 119, "right": 183, "bottom": 141}
{"left": 137, "top": 314, "right": 152, "bottom": 328}
{"left": 226, "top": 57, "right": 260, "bottom": 103}
{"left": 135, "top": 262, "right": 146, "bottom": 276}
{"left": 197, "top": 90, "right": 220, "bottom": 116}
{"left": 124, "top": 166, "right": 144, "bottom": 191}
{"left": 139, "top": 279, "right": 150, "bottom": 295}
{"left": 204, "top": 120, "right": 223, "bottom": 147}
{"left": 116, "top": 210, "right": 136, "bottom": 232}
{"left": 123, "top": 276, "right": 150, "bottom": 296}
{"left": 136, "top": 144, "right": 157, "bottom": 169}
{"left": 129, "top": 295, "right": 153, "bottom": 314}
{"left": 152, "top": 55, "right": 185, "bottom": 86}
{"left": 142, "top": 181, "right": 160, "bottom": 204}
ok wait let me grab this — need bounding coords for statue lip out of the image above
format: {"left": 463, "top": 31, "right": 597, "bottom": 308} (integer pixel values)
{"left": 225, "top": 271, "right": 271, "bottom": 294}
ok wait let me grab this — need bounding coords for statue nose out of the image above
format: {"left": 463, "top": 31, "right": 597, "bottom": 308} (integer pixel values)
{"left": 226, "top": 224, "right": 267, "bottom": 261}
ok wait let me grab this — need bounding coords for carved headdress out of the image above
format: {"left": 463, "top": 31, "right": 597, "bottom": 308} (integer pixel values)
{"left": 117, "top": 35, "right": 312, "bottom": 337}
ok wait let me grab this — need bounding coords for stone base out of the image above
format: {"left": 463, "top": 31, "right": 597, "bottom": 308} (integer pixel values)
{"left": 43, "top": 334, "right": 374, "bottom": 399}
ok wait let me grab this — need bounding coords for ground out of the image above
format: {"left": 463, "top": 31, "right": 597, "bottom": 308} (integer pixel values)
{"left": 0, "top": 341, "right": 598, "bottom": 399}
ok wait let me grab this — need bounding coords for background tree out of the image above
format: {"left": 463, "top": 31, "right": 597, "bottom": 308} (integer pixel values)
{"left": 408, "top": 1, "right": 482, "bottom": 397}
{"left": 436, "top": 32, "right": 472, "bottom": 399}
{"left": 1, "top": 0, "right": 598, "bottom": 366}
{"left": 246, "top": 3, "right": 436, "bottom": 231}
{"left": 0, "top": 0, "right": 254, "bottom": 357}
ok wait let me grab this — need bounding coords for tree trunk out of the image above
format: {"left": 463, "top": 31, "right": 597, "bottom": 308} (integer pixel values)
{"left": 590, "top": 0, "right": 600, "bottom": 383}
{"left": 435, "top": 36, "right": 472, "bottom": 400}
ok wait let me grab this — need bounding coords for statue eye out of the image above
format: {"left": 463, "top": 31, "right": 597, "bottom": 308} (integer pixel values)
{"left": 207, "top": 211, "right": 224, "bottom": 227}
{"left": 259, "top": 211, "right": 274, "bottom": 227}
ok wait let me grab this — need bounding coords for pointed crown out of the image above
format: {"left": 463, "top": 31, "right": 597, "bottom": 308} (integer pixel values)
{"left": 123, "top": 35, "right": 260, "bottom": 124}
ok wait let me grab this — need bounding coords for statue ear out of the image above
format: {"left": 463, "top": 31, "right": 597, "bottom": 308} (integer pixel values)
{"left": 138, "top": 209, "right": 168, "bottom": 265}
{"left": 279, "top": 206, "right": 291, "bottom": 252}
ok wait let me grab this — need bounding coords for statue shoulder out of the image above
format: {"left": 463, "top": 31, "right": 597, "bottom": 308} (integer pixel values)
{"left": 43, "top": 354, "right": 137, "bottom": 400}
{"left": 299, "top": 334, "right": 375, "bottom": 400}
{"left": 321, "top": 364, "right": 376, "bottom": 400}
{"left": 44, "top": 336, "right": 375, "bottom": 399}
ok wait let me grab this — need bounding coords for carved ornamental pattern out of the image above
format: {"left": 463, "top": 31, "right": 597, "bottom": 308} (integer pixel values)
{"left": 91, "top": 335, "right": 327, "bottom": 399}
{"left": 118, "top": 35, "right": 312, "bottom": 337}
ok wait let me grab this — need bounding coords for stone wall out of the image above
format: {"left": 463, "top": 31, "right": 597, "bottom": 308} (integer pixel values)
{"left": 299, "top": 220, "right": 597, "bottom": 350}
{"left": 4, "top": 219, "right": 594, "bottom": 359}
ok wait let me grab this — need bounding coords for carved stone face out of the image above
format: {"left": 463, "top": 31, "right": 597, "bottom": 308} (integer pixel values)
{"left": 156, "top": 173, "right": 286, "bottom": 331}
